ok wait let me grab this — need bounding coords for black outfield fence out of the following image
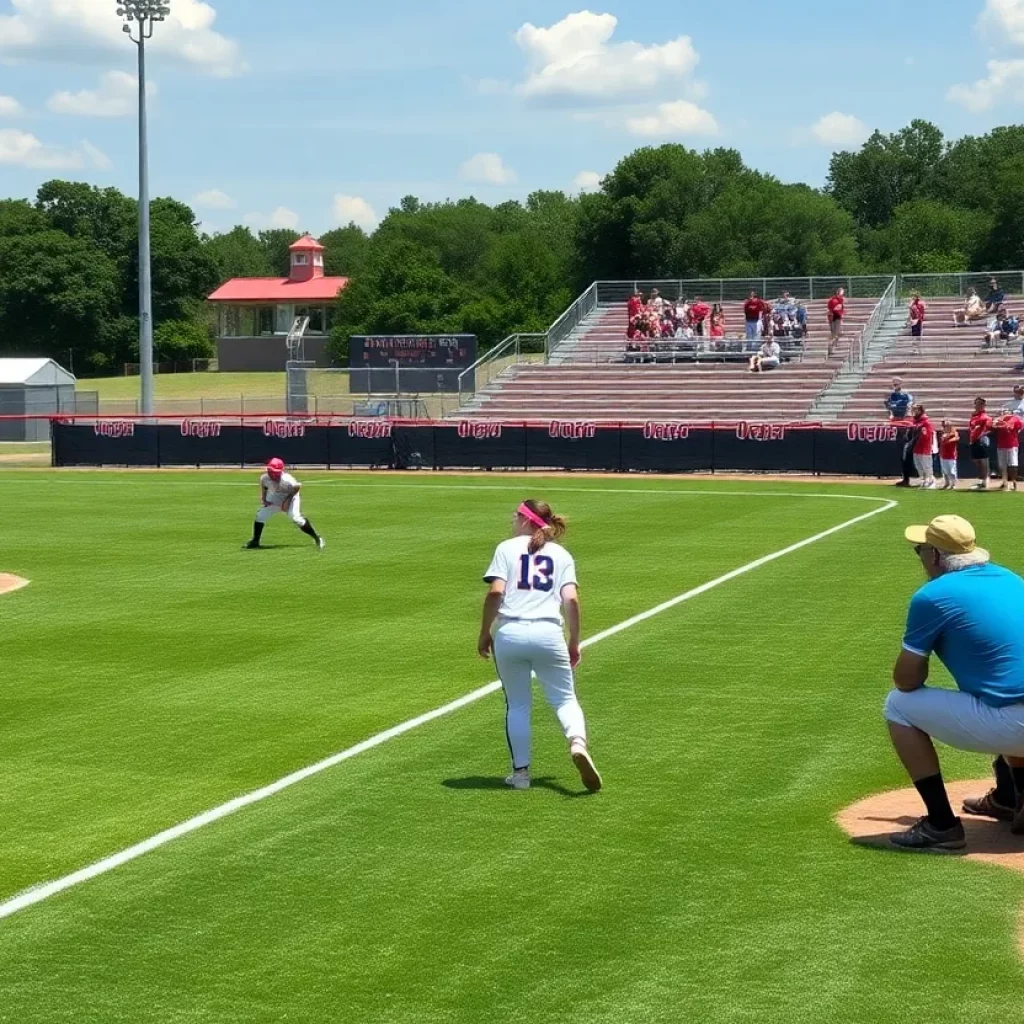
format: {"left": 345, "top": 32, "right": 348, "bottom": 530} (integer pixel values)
{"left": 46, "top": 418, "right": 1000, "bottom": 479}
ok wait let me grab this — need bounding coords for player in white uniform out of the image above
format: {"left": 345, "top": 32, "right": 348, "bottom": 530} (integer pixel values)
{"left": 478, "top": 499, "right": 601, "bottom": 793}
{"left": 243, "top": 458, "right": 325, "bottom": 550}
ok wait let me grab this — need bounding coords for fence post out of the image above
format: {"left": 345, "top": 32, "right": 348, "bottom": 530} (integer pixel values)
{"left": 762, "top": 277, "right": 767, "bottom": 299}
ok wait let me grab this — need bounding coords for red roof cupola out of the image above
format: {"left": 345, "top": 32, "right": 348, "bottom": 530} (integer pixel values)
{"left": 288, "top": 233, "right": 326, "bottom": 283}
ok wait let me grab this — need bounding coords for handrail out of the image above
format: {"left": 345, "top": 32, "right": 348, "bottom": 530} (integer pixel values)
{"left": 457, "top": 332, "right": 545, "bottom": 407}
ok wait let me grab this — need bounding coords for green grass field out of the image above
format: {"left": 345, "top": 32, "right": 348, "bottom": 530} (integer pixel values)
{"left": 2, "top": 473, "right": 1023, "bottom": 1022}
{"left": 76, "top": 372, "right": 286, "bottom": 401}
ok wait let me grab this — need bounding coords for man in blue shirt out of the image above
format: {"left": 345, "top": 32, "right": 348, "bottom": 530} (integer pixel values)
{"left": 884, "top": 377, "right": 913, "bottom": 420}
{"left": 885, "top": 515, "right": 1024, "bottom": 850}
{"left": 984, "top": 277, "right": 1006, "bottom": 312}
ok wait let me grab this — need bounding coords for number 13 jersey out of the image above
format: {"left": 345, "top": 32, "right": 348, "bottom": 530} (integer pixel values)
{"left": 484, "top": 537, "right": 578, "bottom": 624}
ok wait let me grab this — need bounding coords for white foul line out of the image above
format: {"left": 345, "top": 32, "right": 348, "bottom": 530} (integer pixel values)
{"left": 0, "top": 496, "right": 896, "bottom": 923}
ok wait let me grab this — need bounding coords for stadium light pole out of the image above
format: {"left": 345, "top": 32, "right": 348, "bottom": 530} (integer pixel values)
{"left": 116, "top": 0, "right": 169, "bottom": 417}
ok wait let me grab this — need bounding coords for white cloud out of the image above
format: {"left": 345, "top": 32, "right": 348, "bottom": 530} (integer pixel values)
{"left": 0, "top": 128, "right": 110, "bottom": 169}
{"left": 980, "top": 0, "right": 1024, "bottom": 44}
{"left": 458, "top": 152, "right": 517, "bottom": 186}
{"left": 193, "top": 188, "right": 236, "bottom": 210}
{"left": 0, "top": 95, "right": 24, "bottom": 117}
{"left": 0, "top": 0, "right": 244, "bottom": 77}
{"left": 243, "top": 207, "right": 300, "bottom": 230}
{"left": 625, "top": 100, "right": 718, "bottom": 137}
{"left": 515, "top": 11, "right": 701, "bottom": 104}
{"left": 810, "top": 111, "right": 871, "bottom": 148}
{"left": 572, "top": 170, "right": 602, "bottom": 192}
{"left": 948, "top": 59, "right": 1024, "bottom": 111}
{"left": 47, "top": 70, "right": 153, "bottom": 117}
{"left": 331, "top": 194, "right": 378, "bottom": 232}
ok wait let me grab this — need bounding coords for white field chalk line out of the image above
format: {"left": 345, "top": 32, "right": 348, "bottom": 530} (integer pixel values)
{"left": 0, "top": 496, "right": 897, "bottom": 923}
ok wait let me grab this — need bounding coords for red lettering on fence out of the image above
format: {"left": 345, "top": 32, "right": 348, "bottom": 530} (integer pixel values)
{"left": 642, "top": 421, "right": 690, "bottom": 442}
{"left": 179, "top": 419, "right": 223, "bottom": 438}
{"left": 347, "top": 421, "right": 393, "bottom": 439}
{"left": 736, "top": 422, "right": 786, "bottom": 441}
{"left": 263, "top": 420, "right": 306, "bottom": 439}
{"left": 548, "top": 421, "right": 597, "bottom": 439}
{"left": 846, "top": 423, "right": 899, "bottom": 443}
{"left": 457, "top": 421, "right": 502, "bottom": 440}
{"left": 93, "top": 421, "right": 135, "bottom": 438}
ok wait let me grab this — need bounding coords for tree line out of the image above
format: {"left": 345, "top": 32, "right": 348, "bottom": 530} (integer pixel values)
{"left": 2, "top": 118, "right": 1024, "bottom": 375}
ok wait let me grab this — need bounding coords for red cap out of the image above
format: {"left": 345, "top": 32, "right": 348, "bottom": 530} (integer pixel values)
{"left": 266, "top": 458, "right": 285, "bottom": 477}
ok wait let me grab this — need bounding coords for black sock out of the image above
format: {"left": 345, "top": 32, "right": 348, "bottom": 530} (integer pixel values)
{"left": 250, "top": 521, "right": 265, "bottom": 545}
{"left": 914, "top": 773, "right": 957, "bottom": 831}
{"left": 994, "top": 756, "right": 1016, "bottom": 806}
{"left": 300, "top": 519, "right": 320, "bottom": 542}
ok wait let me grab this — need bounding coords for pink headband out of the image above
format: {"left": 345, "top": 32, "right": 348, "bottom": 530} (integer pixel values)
{"left": 518, "top": 503, "right": 549, "bottom": 530}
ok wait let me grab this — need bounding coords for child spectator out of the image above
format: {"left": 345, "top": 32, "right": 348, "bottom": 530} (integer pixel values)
{"left": 709, "top": 303, "right": 725, "bottom": 341}
{"left": 939, "top": 420, "right": 959, "bottom": 490}
{"left": 649, "top": 288, "right": 665, "bottom": 313}
{"left": 907, "top": 293, "right": 926, "bottom": 353}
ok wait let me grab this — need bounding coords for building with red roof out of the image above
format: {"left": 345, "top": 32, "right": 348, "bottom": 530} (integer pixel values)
{"left": 208, "top": 234, "right": 349, "bottom": 371}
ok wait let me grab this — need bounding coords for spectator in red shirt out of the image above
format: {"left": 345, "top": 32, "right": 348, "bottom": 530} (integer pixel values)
{"left": 911, "top": 404, "right": 936, "bottom": 489}
{"left": 994, "top": 411, "right": 1023, "bottom": 490}
{"left": 827, "top": 287, "right": 846, "bottom": 351}
{"left": 907, "top": 293, "right": 926, "bottom": 354}
{"left": 743, "top": 291, "right": 766, "bottom": 340}
{"left": 690, "top": 296, "right": 710, "bottom": 336}
{"left": 969, "top": 397, "right": 994, "bottom": 490}
{"left": 627, "top": 290, "right": 643, "bottom": 340}
{"left": 939, "top": 420, "right": 959, "bottom": 490}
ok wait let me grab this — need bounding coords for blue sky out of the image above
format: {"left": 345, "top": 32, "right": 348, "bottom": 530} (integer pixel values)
{"left": 1, "top": 0, "right": 1023, "bottom": 235}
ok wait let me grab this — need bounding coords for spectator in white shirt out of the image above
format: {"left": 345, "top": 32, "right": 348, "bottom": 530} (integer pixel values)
{"left": 1001, "top": 384, "right": 1024, "bottom": 417}
{"left": 749, "top": 339, "right": 781, "bottom": 373}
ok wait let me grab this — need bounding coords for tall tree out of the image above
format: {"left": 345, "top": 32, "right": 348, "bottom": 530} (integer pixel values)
{"left": 826, "top": 119, "right": 945, "bottom": 228}
{"left": 203, "top": 226, "right": 274, "bottom": 281}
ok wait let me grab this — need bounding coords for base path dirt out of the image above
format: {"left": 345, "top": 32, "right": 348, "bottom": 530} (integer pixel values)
{"left": 0, "top": 573, "right": 29, "bottom": 596}
{"left": 838, "top": 780, "right": 1024, "bottom": 956}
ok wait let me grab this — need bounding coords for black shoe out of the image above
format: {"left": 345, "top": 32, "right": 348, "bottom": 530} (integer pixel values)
{"left": 963, "top": 788, "right": 1015, "bottom": 822}
{"left": 894, "top": 480, "right": 911, "bottom": 487}
{"left": 890, "top": 816, "right": 966, "bottom": 852}
{"left": 243, "top": 541, "right": 260, "bottom": 549}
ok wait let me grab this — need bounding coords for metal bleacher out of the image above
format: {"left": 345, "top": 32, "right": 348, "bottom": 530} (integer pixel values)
{"left": 457, "top": 280, "right": 885, "bottom": 423}
{"left": 837, "top": 295, "right": 1024, "bottom": 423}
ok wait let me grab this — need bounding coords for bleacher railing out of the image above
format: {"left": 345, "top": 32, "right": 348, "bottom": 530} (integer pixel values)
{"left": 899, "top": 271, "right": 1024, "bottom": 298}
{"left": 457, "top": 333, "right": 546, "bottom": 407}
{"left": 593, "top": 276, "right": 896, "bottom": 305}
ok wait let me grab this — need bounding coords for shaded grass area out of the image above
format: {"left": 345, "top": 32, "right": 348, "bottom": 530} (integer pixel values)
{"left": 1, "top": 474, "right": 1022, "bottom": 1021}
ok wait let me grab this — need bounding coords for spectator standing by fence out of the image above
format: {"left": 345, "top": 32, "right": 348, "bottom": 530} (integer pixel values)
{"left": 911, "top": 404, "right": 937, "bottom": 489}
{"left": 969, "top": 397, "right": 994, "bottom": 490}
{"left": 994, "top": 411, "right": 1023, "bottom": 491}
{"left": 827, "top": 287, "right": 845, "bottom": 351}
{"left": 744, "top": 291, "right": 767, "bottom": 340}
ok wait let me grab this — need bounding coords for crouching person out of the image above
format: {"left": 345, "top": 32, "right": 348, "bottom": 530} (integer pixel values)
{"left": 884, "top": 515, "right": 1024, "bottom": 851}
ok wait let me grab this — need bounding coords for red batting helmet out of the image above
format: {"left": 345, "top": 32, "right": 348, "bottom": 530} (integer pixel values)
{"left": 266, "top": 457, "right": 285, "bottom": 479}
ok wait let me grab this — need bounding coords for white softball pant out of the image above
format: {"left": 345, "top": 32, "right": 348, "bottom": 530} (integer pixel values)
{"left": 913, "top": 453, "right": 935, "bottom": 482}
{"left": 885, "top": 686, "right": 1024, "bottom": 756}
{"left": 493, "top": 619, "right": 587, "bottom": 770}
{"left": 940, "top": 458, "right": 957, "bottom": 482}
{"left": 255, "top": 496, "right": 306, "bottom": 526}
{"left": 998, "top": 447, "right": 1019, "bottom": 470}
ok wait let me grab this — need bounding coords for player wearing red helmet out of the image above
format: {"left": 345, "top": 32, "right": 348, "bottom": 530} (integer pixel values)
{"left": 244, "top": 458, "right": 325, "bottom": 550}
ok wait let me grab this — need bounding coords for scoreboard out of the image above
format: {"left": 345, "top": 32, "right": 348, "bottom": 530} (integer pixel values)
{"left": 348, "top": 335, "right": 478, "bottom": 394}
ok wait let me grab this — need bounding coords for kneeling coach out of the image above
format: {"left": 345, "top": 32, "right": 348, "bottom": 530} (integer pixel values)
{"left": 885, "top": 515, "right": 1024, "bottom": 851}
